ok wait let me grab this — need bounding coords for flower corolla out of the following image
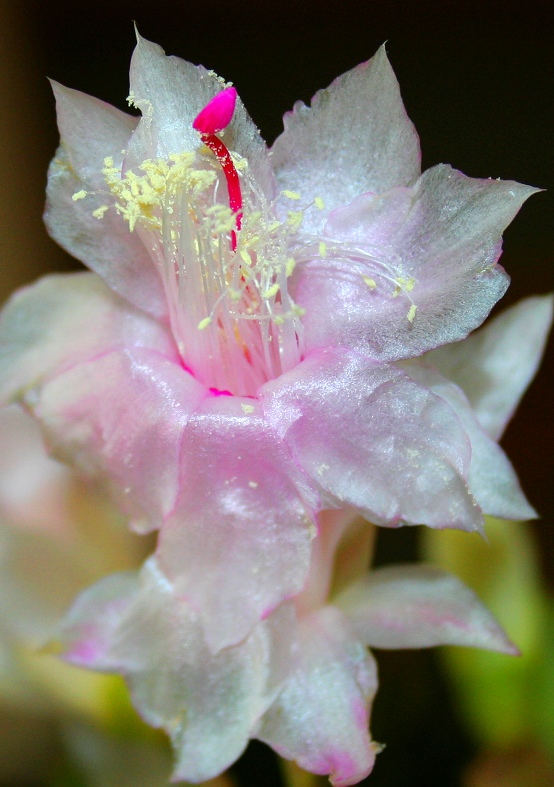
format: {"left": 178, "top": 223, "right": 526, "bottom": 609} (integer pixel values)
{"left": 0, "top": 34, "right": 549, "bottom": 657}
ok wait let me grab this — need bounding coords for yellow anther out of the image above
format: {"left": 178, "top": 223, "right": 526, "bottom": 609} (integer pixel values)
{"left": 285, "top": 258, "right": 296, "bottom": 277}
{"left": 314, "top": 196, "right": 325, "bottom": 210}
{"left": 287, "top": 211, "right": 304, "bottom": 232}
{"left": 282, "top": 190, "right": 302, "bottom": 200}
{"left": 407, "top": 304, "right": 417, "bottom": 323}
{"left": 318, "top": 241, "right": 327, "bottom": 258}
{"left": 241, "top": 403, "right": 255, "bottom": 415}
{"left": 92, "top": 205, "right": 109, "bottom": 219}
{"left": 198, "top": 317, "right": 212, "bottom": 330}
{"left": 363, "top": 276, "right": 377, "bottom": 289}
{"left": 262, "top": 283, "right": 280, "bottom": 300}
{"left": 72, "top": 190, "right": 87, "bottom": 201}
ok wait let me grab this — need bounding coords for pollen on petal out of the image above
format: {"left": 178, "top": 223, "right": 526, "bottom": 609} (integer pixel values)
{"left": 192, "top": 86, "right": 238, "bottom": 135}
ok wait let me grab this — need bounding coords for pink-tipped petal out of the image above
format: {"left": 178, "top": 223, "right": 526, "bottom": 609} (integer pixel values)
{"left": 336, "top": 564, "right": 518, "bottom": 654}
{"left": 193, "top": 87, "right": 237, "bottom": 134}
{"left": 157, "top": 395, "right": 316, "bottom": 651}
{"left": 426, "top": 295, "right": 554, "bottom": 440}
{"left": 60, "top": 559, "right": 296, "bottom": 783}
{"left": 261, "top": 348, "right": 483, "bottom": 533}
{"left": 258, "top": 606, "right": 378, "bottom": 787}
{"left": 271, "top": 46, "right": 420, "bottom": 236}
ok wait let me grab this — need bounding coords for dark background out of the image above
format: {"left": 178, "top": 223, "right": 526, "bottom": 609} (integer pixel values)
{"left": 1, "top": 1, "right": 552, "bottom": 784}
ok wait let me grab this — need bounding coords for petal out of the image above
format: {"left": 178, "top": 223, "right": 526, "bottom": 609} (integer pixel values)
{"left": 258, "top": 606, "right": 378, "bottom": 787}
{"left": 127, "top": 33, "right": 275, "bottom": 195}
{"left": 271, "top": 46, "right": 420, "bottom": 236}
{"left": 336, "top": 564, "right": 517, "bottom": 654}
{"left": 0, "top": 272, "right": 175, "bottom": 406}
{"left": 157, "top": 394, "right": 316, "bottom": 651}
{"left": 261, "top": 348, "right": 483, "bottom": 533}
{"left": 60, "top": 559, "right": 296, "bottom": 783}
{"left": 426, "top": 295, "right": 554, "bottom": 440}
{"left": 402, "top": 361, "right": 536, "bottom": 521}
{"left": 295, "top": 166, "right": 538, "bottom": 361}
{"left": 45, "top": 85, "right": 166, "bottom": 318}
{"left": 28, "top": 349, "right": 205, "bottom": 534}
{"left": 49, "top": 81, "right": 137, "bottom": 187}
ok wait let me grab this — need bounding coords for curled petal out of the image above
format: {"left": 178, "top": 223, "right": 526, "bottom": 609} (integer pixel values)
{"left": 157, "top": 395, "right": 316, "bottom": 651}
{"left": 0, "top": 273, "right": 175, "bottom": 407}
{"left": 295, "top": 167, "right": 537, "bottom": 361}
{"left": 336, "top": 563, "right": 518, "bottom": 654}
{"left": 60, "top": 559, "right": 295, "bottom": 783}
{"left": 45, "top": 85, "right": 165, "bottom": 317}
{"left": 258, "top": 606, "right": 378, "bottom": 787}
{"left": 271, "top": 46, "right": 420, "bottom": 236}
{"left": 426, "top": 294, "right": 554, "bottom": 440}
{"left": 28, "top": 349, "right": 205, "bottom": 533}
{"left": 261, "top": 348, "right": 482, "bottom": 532}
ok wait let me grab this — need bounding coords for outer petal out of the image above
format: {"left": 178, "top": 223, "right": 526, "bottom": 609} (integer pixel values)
{"left": 261, "top": 348, "right": 483, "bottom": 533}
{"left": 426, "top": 295, "right": 554, "bottom": 440}
{"left": 294, "top": 166, "right": 537, "bottom": 361}
{"left": 157, "top": 395, "right": 316, "bottom": 651}
{"left": 28, "top": 349, "right": 206, "bottom": 534}
{"left": 60, "top": 559, "right": 295, "bottom": 783}
{"left": 258, "top": 606, "right": 378, "bottom": 787}
{"left": 45, "top": 84, "right": 166, "bottom": 317}
{"left": 127, "top": 33, "right": 275, "bottom": 195}
{"left": 336, "top": 564, "right": 517, "bottom": 654}
{"left": 271, "top": 46, "right": 420, "bottom": 236}
{"left": 0, "top": 272, "right": 175, "bottom": 406}
{"left": 402, "top": 361, "right": 536, "bottom": 521}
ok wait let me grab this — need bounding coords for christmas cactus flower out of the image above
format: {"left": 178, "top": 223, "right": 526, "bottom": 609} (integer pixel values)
{"left": 0, "top": 34, "right": 544, "bottom": 653}
{"left": 57, "top": 509, "right": 519, "bottom": 786}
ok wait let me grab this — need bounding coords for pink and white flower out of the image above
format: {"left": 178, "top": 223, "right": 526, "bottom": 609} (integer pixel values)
{"left": 0, "top": 35, "right": 546, "bottom": 656}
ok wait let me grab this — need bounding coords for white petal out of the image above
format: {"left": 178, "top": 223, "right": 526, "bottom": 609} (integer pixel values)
{"left": 45, "top": 86, "right": 166, "bottom": 317}
{"left": 60, "top": 559, "right": 295, "bottom": 783}
{"left": 402, "top": 361, "right": 536, "bottom": 521}
{"left": 271, "top": 46, "right": 420, "bottom": 236}
{"left": 0, "top": 273, "right": 175, "bottom": 407}
{"left": 336, "top": 564, "right": 517, "bottom": 654}
{"left": 426, "top": 295, "right": 554, "bottom": 440}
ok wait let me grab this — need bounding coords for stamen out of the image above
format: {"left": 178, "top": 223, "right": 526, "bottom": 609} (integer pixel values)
{"left": 193, "top": 88, "right": 243, "bottom": 251}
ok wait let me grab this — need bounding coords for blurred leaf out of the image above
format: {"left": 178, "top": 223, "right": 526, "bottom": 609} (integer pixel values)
{"left": 421, "top": 518, "right": 548, "bottom": 747}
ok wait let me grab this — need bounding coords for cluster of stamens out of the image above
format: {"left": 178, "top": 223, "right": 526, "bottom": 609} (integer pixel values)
{"left": 73, "top": 85, "right": 419, "bottom": 394}
{"left": 74, "top": 87, "right": 306, "bottom": 396}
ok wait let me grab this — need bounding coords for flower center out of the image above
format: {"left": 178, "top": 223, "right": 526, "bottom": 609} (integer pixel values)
{"left": 92, "top": 87, "right": 304, "bottom": 397}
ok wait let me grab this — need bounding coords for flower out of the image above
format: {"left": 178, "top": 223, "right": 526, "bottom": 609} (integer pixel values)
{"left": 0, "top": 34, "right": 545, "bottom": 656}
{"left": 53, "top": 293, "right": 551, "bottom": 785}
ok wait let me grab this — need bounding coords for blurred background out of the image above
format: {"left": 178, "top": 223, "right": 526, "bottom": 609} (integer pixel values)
{"left": 0, "top": 0, "right": 552, "bottom": 785}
